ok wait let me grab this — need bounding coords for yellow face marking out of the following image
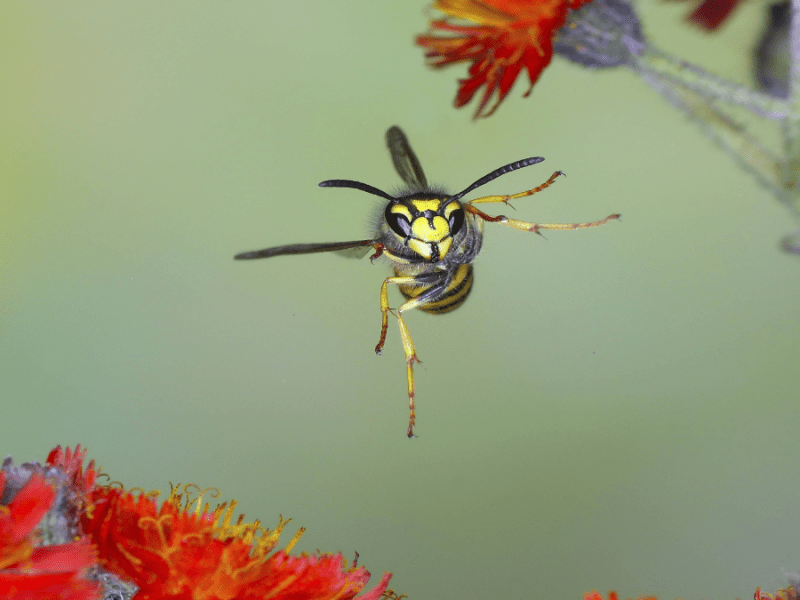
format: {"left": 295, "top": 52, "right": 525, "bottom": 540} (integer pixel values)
{"left": 436, "top": 236, "right": 452, "bottom": 259}
{"left": 409, "top": 199, "right": 442, "bottom": 213}
{"left": 443, "top": 201, "right": 461, "bottom": 218}
{"left": 410, "top": 215, "right": 449, "bottom": 242}
{"left": 391, "top": 205, "right": 414, "bottom": 222}
{"left": 408, "top": 239, "right": 430, "bottom": 260}
{"left": 407, "top": 234, "right": 453, "bottom": 262}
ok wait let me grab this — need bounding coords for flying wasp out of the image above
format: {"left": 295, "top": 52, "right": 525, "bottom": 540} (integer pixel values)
{"left": 235, "top": 127, "right": 620, "bottom": 438}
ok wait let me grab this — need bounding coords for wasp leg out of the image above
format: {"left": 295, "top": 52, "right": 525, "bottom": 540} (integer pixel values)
{"left": 396, "top": 311, "right": 420, "bottom": 439}
{"left": 465, "top": 204, "right": 621, "bottom": 235}
{"left": 468, "top": 170, "right": 565, "bottom": 209}
{"left": 375, "top": 274, "right": 451, "bottom": 438}
{"left": 376, "top": 276, "right": 418, "bottom": 356}
{"left": 465, "top": 170, "right": 620, "bottom": 233}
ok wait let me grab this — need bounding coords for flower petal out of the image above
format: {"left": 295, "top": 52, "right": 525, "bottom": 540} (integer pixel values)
{"left": 417, "top": 0, "right": 580, "bottom": 117}
{"left": 82, "top": 486, "right": 392, "bottom": 600}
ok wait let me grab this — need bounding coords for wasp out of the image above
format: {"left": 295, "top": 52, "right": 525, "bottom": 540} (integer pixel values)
{"left": 235, "top": 127, "right": 620, "bottom": 438}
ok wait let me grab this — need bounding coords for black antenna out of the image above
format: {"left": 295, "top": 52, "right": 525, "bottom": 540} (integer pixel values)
{"left": 319, "top": 179, "right": 396, "bottom": 202}
{"left": 445, "top": 157, "right": 545, "bottom": 204}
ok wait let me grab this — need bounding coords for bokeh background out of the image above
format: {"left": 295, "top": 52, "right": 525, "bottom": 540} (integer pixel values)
{"left": 2, "top": 2, "right": 799, "bottom": 599}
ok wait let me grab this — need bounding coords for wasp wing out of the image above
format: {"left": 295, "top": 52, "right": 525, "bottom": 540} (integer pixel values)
{"left": 235, "top": 239, "right": 376, "bottom": 260}
{"left": 386, "top": 126, "right": 428, "bottom": 189}
{"left": 333, "top": 244, "right": 374, "bottom": 259}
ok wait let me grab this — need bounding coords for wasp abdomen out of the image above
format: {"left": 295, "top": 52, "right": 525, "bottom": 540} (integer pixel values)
{"left": 399, "top": 264, "right": 474, "bottom": 314}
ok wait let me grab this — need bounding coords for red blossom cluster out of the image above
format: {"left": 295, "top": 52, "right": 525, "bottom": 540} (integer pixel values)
{"left": 3, "top": 447, "right": 795, "bottom": 599}
{"left": 677, "top": 0, "right": 744, "bottom": 30}
{"left": 0, "top": 446, "right": 393, "bottom": 600}
{"left": 416, "top": 0, "right": 743, "bottom": 118}
{"left": 0, "top": 447, "right": 100, "bottom": 599}
{"left": 417, "top": 0, "right": 593, "bottom": 118}
{"left": 585, "top": 591, "right": 658, "bottom": 600}
{"left": 585, "top": 588, "right": 800, "bottom": 600}
{"left": 755, "top": 586, "right": 800, "bottom": 600}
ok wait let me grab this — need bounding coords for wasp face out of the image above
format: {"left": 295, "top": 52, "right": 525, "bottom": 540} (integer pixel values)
{"left": 383, "top": 194, "right": 466, "bottom": 262}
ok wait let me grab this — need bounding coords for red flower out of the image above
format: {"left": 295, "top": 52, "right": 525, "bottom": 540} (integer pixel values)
{"left": 754, "top": 586, "right": 799, "bottom": 600}
{"left": 81, "top": 485, "right": 392, "bottom": 600}
{"left": 0, "top": 471, "right": 100, "bottom": 600}
{"left": 678, "top": 0, "right": 744, "bottom": 30}
{"left": 417, "top": 0, "right": 592, "bottom": 118}
{"left": 3, "top": 447, "right": 398, "bottom": 599}
{"left": 45, "top": 445, "right": 97, "bottom": 498}
{"left": 584, "top": 592, "right": 658, "bottom": 600}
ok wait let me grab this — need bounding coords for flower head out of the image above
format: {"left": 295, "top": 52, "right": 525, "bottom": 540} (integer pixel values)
{"left": 417, "top": 0, "right": 592, "bottom": 118}
{"left": 584, "top": 592, "right": 658, "bottom": 600}
{"left": 81, "top": 483, "right": 392, "bottom": 600}
{"left": 0, "top": 469, "right": 100, "bottom": 600}
{"left": 677, "top": 0, "right": 744, "bottom": 30}
{"left": 2, "top": 447, "right": 397, "bottom": 600}
{"left": 45, "top": 445, "right": 98, "bottom": 498}
{"left": 754, "top": 586, "right": 799, "bottom": 600}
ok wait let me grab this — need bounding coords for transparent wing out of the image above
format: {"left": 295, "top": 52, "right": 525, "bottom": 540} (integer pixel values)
{"left": 333, "top": 245, "right": 373, "bottom": 259}
{"left": 386, "top": 126, "right": 428, "bottom": 189}
{"left": 235, "top": 239, "right": 376, "bottom": 260}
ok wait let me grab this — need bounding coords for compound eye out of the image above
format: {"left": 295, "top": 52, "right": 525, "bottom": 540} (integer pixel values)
{"left": 448, "top": 208, "right": 465, "bottom": 236}
{"left": 385, "top": 206, "right": 412, "bottom": 237}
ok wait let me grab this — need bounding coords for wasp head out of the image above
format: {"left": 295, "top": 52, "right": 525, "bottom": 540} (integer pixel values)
{"left": 383, "top": 194, "right": 465, "bottom": 262}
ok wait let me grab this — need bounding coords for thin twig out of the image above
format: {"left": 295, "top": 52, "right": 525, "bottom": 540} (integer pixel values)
{"left": 780, "top": 0, "right": 800, "bottom": 195}
{"left": 635, "top": 45, "right": 789, "bottom": 120}
{"left": 635, "top": 67, "right": 787, "bottom": 200}
{"left": 633, "top": 46, "right": 789, "bottom": 120}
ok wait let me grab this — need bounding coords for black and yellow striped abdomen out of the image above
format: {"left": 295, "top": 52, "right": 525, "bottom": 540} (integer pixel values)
{"left": 398, "top": 264, "right": 474, "bottom": 314}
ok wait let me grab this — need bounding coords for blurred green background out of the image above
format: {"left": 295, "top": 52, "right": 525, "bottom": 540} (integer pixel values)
{"left": 2, "top": 2, "right": 799, "bottom": 599}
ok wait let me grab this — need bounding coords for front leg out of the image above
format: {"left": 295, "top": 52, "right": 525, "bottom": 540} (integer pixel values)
{"left": 374, "top": 273, "right": 451, "bottom": 438}
{"left": 375, "top": 276, "right": 419, "bottom": 356}
{"left": 464, "top": 203, "right": 621, "bottom": 235}
{"left": 395, "top": 311, "right": 421, "bottom": 439}
{"left": 468, "top": 170, "right": 566, "bottom": 209}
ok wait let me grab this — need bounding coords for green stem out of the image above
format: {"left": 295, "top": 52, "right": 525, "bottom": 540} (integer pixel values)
{"left": 636, "top": 67, "right": 786, "bottom": 200}
{"left": 781, "top": 0, "right": 800, "bottom": 195}
{"left": 633, "top": 46, "right": 789, "bottom": 121}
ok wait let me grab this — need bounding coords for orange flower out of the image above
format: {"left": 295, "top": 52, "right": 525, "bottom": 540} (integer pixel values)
{"left": 417, "top": 0, "right": 592, "bottom": 118}
{"left": 0, "top": 470, "right": 100, "bottom": 600}
{"left": 81, "top": 484, "right": 392, "bottom": 600}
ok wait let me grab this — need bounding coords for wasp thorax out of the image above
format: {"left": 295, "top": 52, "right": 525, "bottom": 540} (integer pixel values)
{"left": 385, "top": 197, "right": 465, "bottom": 262}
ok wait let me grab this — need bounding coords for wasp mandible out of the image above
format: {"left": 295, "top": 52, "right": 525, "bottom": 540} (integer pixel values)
{"left": 236, "top": 127, "right": 620, "bottom": 438}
